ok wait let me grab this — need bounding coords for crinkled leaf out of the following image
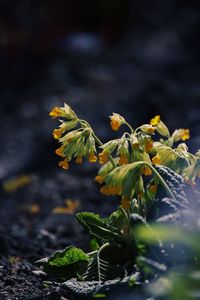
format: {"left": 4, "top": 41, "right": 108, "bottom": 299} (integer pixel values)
{"left": 47, "top": 246, "right": 89, "bottom": 266}
{"left": 35, "top": 246, "right": 89, "bottom": 280}
{"left": 76, "top": 212, "right": 124, "bottom": 244}
{"left": 62, "top": 275, "right": 137, "bottom": 296}
{"left": 154, "top": 143, "right": 178, "bottom": 167}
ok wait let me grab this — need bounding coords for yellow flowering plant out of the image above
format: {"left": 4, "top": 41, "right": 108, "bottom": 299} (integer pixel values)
{"left": 36, "top": 104, "right": 200, "bottom": 297}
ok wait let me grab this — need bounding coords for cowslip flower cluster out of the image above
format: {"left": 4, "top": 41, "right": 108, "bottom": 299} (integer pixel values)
{"left": 49, "top": 103, "right": 98, "bottom": 169}
{"left": 50, "top": 103, "right": 198, "bottom": 211}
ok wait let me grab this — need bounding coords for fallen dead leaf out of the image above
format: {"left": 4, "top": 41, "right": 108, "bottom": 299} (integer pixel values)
{"left": 3, "top": 175, "right": 31, "bottom": 193}
{"left": 19, "top": 204, "right": 41, "bottom": 214}
{"left": 52, "top": 199, "right": 80, "bottom": 214}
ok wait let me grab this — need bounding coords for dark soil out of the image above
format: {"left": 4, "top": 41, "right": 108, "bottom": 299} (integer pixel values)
{"left": 0, "top": 1, "right": 200, "bottom": 299}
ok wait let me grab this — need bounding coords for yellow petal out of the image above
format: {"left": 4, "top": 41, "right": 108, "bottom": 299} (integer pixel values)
{"left": 150, "top": 115, "right": 160, "bottom": 126}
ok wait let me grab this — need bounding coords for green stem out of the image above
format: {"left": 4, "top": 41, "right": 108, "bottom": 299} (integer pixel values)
{"left": 120, "top": 206, "right": 130, "bottom": 232}
{"left": 79, "top": 119, "right": 90, "bottom": 129}
{"left": 87, "top": 250, "right": 98, "bottom": 257}
{"left": 134, "top": 127, "right": 141, "bottom": 134}
{"left": 124, "top": 121, "right": 134, "bottom": 133}
{"left": 99, "top": 242, "right": 110, "bottom": 254}
{"left": 97, "top": 242, "right": 110, "bottom": 281}
{"left": 130, "top": 161, "right": 176, "bottom": 200}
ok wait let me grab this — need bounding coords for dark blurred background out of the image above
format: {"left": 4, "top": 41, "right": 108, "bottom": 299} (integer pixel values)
{"left": 0, "top": 0, "right": 200, "bottom": 179}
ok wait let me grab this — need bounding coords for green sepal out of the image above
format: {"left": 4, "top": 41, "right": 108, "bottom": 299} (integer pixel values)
{"left": 98, "top": 161, "right": 116, "bottom": 177}
{"left": 156, "top": 120, "right": 170, "bottom": 137}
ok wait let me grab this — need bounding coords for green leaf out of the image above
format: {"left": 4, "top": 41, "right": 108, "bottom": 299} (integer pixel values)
{"left": 35, "top": 246, "right": 89, "bottom": 280}
{"left": 48, "top": 246, "right": 89, "bottom": 266}
{"left": 154, "top": 143, "right": 178, "bottom": 167}
{"left": 105, "top": 165, "right": 129, "bottom": 187}
{"left": 62, "top": 279, "right": 102, "bottom": 295}
{"left": 90, "top": 238, "right": 100, "bottom": 251}
{"left": 62, "top": 276, "right": 133, "bottom": 296}
{"left": 76, "top": 212, "right": 124, "bottom": 244}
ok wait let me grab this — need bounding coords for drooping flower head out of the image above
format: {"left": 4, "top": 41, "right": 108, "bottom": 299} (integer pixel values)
{"left": 55, "top": 146, "right": 65, "bottom": 157}
{"left": 98, "top": 151, "right": 109, "bottom": 164}
{"left": 75, "top": 156, "right": 83, "bottom": 164}
{"left": 180, "top": 129, "right": 190, "bottom": 141}
{"left": 152, "top": 155, "right": 161, "bottom": 165}
{"left": 172, "top": 129, "right": 190, "bottom": 142}
{"left": 141, "top": 166, "right": 152, "bottom": 176}
{"left": 140, "top": 124, "right": 155, "bottom": 134}
{"left": 49, "top": 106, "right": 63, "bottom": 119}
{"left": 109, "top": 113, "right": 125, "bottom": 131}
{"left": 88, "top": 152, "right": 97, "bottom": 163}
{"left": 58, "top": 158, "right": 69, "bottom": 170}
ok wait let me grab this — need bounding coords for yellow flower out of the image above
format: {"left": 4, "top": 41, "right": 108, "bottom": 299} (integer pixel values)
{"left": 172, "top": 129, "right": 190, "bottom": 142}
{"left": 58, "top": 158, "right": 69, "bottom": 170}
{"left": 100, "top": 185, "right": 111, "bottom": 196}
{"left": 49, "top": 107, "right": 63, "bottom": 119}
{"left": 98, "top": 151, "right": 109, "bottom": 164}
{"left": 150, "top": 115, "right": 160, "bottom": 126}
{"left": 88, "top": 152, "right": 97, "bottom": 163}
{"left": 110, "top": 113, "right": 124, "bottom": 131}
{"left": 120, "top": 197, "right": 130, "bottom": 210}
{"left": 180, "top": 129, "right": 190, "bottom": 141}
{"left": 149, "top": 184, "right": 158, "bottom": 193}
{"left": 75, "top": 156, "right": 83, "bottom": 164}
{"left": 137, "top": 192, "right": 144, "bottom": 198}
{"left": 95, "top": 175, "right": 105, "bottom": 184}
{"left": 55, "top": 146, "right": 65, "bottom": 157}
{"left": 141, "top": 166, "right": 152, "bottom": 176}
{"left": 113, "top": 186, "right": 121, "bottom": 195}
{"left": 53, "top": 128, "right": 63, "bottom": 140}
{"left": 119, "top": 155, "right": 128, "bottom": 165}
{"left": 152, "top": 155, "right": 161, "bottom": 165}
{"left": 145, "top": 140, "right": 153, "bottom": 153}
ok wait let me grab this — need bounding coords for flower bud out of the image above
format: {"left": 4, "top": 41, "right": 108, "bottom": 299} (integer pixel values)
{"left": 156, "top": 120, "right": 170, "bottom": 137}
{"left": 140, "top": 124, "right": 155, "bottom": 134}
